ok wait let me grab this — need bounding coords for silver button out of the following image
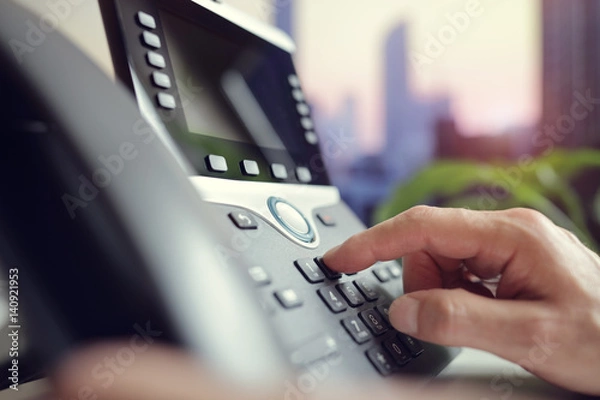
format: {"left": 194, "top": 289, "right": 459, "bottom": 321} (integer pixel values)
{"left": 296, "top": 167, "right": 312, "bottom": 183}
{"left": 147, "top": 51, "right": 166, "bottom": 68}
{"left": 271, "top": 163, "right": 288, "bottom": 180}
{"left": 292, "top": 88, "right": 304, "bottom": 102}
{"left": 157, "top": 93, "right": 176, "bottom": 109}
{"left": 152, "top": 71, "right": 172, "bottom": 89}
{"left": 288, "top": 74, "right": 300, "bottom": 88}
{"left": 305, "top": 131, "right": 319, "bottom": 145}
{"left": 241, "top": 160, "right": 260, "bottom": 176}
{"left": 206, "top": 155, "right": 228, "bottom": 173}
{"left": 142, "top": 31, "right": 161, "bottom": 49}
{"left": 301, "top": 117, "right": 314, "bottom": 130}
{"left": 274, "top": 202, "right": 309, "bottom": 234}
{"left": 297, "top": 103, "right": 310, "bottom": 116}
{"left": 137, "top": 11, "right": 157, "bottom": 29}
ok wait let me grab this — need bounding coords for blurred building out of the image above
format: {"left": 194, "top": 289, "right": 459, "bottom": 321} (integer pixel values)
{"left": 383, "top": 24, "right": 451, "bottom": 182}
{"left": 274, "top": 0, "right": 294, "bottom": 39}
{"left": 542, "top": 0, "right": 600, "bottom": 150}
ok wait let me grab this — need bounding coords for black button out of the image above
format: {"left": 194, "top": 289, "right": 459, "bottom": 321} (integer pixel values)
{"left": 248, "top": 266, "right": 270, "bottom": 286}
{"left": 387, "top": 263, "right": 402, "bottom": 279}
{"left": 206, "top": 155, "right": 228, "bottom": 173}
{"left": 341, "top": 316, "right": 371, "bottom": 344}
{"left": 317, "top": 287, "right": 347, "bottom": 313}
{"left": 383, "top": 337, "right": 411, "bottom": 366}
{"left": 228, "top": 211, "right": 258, "bottom": 230}
{"left": 373, "top": 266, "right": 391, "bottom": 282}
{"left": 377, "top": 302, "right": 392, "bottom": 323}
{"left": 317, "top": 213, "right": 336, "bottom": 227}
{"left": 315, "top": 257, "right": 342, "bottom": 280}
{"left": 274, "top": 289, "right": 303, "bottom": 309}
{"left": 354, "top": 278, "right": 381, "bottom": 301}
{"left": 366, "top": 347, "right": 396, "bottom": 376}
{"left": 399, "top": 334, "right": 424, "bottom": 357}
{"left": 337, "top": 282, "right": 365, "bottom": 307}
{"left": 294, "top": 258, "right": 325, "bottom": 283}
{"left": 359, "top": 309, "right": 389, "bottom": 336}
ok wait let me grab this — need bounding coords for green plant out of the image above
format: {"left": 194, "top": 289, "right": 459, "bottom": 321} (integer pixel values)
{"left": 375, "top": 149, "right": 600, "bottom": 251}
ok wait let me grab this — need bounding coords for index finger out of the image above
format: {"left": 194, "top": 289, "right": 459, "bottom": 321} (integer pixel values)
{"left": 323, "top": 206, "right": 518, "bottom": 276}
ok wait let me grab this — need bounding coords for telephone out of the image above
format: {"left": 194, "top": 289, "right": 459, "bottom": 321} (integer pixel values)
{"left": 0, "top": 0, "right": 458, "bottom": 389}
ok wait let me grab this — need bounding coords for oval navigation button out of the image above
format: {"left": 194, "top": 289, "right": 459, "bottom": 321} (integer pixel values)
{"left": 267, "top": 197, "right": 315, "bottom": 243}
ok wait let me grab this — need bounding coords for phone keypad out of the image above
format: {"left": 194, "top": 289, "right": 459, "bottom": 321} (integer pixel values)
{"left": 342, "top": 316, "right": 372, "bottom": 344}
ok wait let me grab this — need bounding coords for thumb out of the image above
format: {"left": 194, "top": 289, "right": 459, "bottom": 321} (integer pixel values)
{"left": 389, "top": 289, "right": 557, "bottom": 365}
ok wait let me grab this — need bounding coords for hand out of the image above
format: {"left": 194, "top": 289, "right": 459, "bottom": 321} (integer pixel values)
{"left": 324, "top": 206, "right": 600, "bottom": 395}
{"left": 50, "top": 342, "right": 550, "bottom": 400}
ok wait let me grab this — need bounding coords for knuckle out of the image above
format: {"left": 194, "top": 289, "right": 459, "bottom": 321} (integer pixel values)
{"left": 420, "top": 292, "right": 463, "bottom": 342}
{"left": 506, "top": 208, "right": 549, "bottom": 227}
{"left": 403, "top": 205, "right": 434, "bottom": 222}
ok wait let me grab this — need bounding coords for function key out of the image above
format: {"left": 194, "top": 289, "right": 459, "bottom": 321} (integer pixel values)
{"left": 301, "top": 117, "right": 314, "bottom": 130}
{"left": 295, "top": 167, "right": 312, "bottom": 183}
{"left": 240, "top": 159, "right": 260, "bottom": 176}
{"left": 366, "top": 347, "right": 396, "bottom": 376}
{"left": 292, "top": 88, "right": 305, "bottom": 102}
{"left": 274, "top": 289, "right": 303, "bottom": 309}
{"left": 387, "top": 263, "right": 402, "bottom": 279}
{"left": 342, "top": 316, "right": 371, "bottom": 344}
{"left": 398, "top": 334, "right": 424, "bottom": 357}
{"left": 294, "top": 258, "right": 325, "bottom": 284}
{"left": 157, "top": 92, "right": 176, "bottom": 109}
{"left": 206, "top": 154, "right": 228, "bottom": 173}
{"left": 315, "top": 257, "right": 342, "bottom": 280}
{"left": 297, "top": 103, "right": 310, "bottom": 116}
{"left": 228, "top": 210, "right": 258, "bottom": 230}
{"left": 147, "top": 51, "right": 166, "bottom": 69}
{"left": 137, "top": 11, "right": 157, "bottom": 29}
{"left": 317, "top": 287, "right": 347, "bottom": 314}
{"left": 305, "top": 131, "right": 319, "bottom": 145}
{"left": 141, "top": 31, "right": 161, "bottom": 49}
{"left": 373, "top": 266, "right": 391, "bottom": 282}
{"left": 383, "top": 337, "right": 411, "bottom": 366}
{"left": 248, "top": 266, "right": 271, "bottom": 287}
{"left": 316, "top": 213, "right": 336, "bottom": 227}
{"left": 354, "top": 278, "right": 381, "bottom": 301}
{"left": 152, "top": 71, "right": 172, "bottom": 89}
{"left": 288, "top": 74, "right": 301, "bottom": 88}
{"left": 359, "top": 309, "right": 389, "bottom": 336}
{"left": 270, "top": 163, "right": 288, "bottom": 180}
{"left": 337, "top": 282, "right": 365, "bottom": 308}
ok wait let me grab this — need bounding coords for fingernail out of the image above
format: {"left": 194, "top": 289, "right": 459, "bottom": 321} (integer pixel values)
{"left": 389, "top": 296, "right": 420, "bottom": 335}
